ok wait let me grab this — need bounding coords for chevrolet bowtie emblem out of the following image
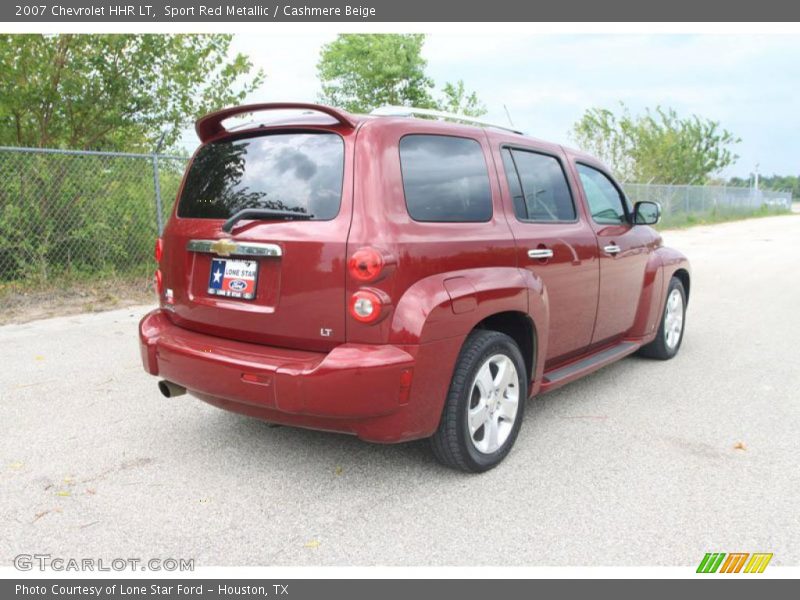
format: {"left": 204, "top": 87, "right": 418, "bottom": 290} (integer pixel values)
{"left": 210, "top": 239, "right": 237, "bottom": 257}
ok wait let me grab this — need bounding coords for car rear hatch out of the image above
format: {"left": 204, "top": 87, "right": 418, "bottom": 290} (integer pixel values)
{"left": 158, "top": 105, "right": 357, "bottom": 352}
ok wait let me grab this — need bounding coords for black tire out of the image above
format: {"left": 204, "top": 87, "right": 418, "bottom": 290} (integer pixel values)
{"left": 638, "top": 276, "right": 687, "bottom": 360}
{"left": 430, "top": 330, "right": 527, "bottom": 473}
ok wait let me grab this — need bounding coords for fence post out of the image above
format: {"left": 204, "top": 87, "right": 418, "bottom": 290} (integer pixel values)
{"left": 152, "top": 154, "right": 164, "bottom": 235}
{"left": 152, "top": 132, "right": 168, "bottom": 235}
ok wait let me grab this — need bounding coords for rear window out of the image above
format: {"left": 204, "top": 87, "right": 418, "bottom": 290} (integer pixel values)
{"left": 177, "top": 132, "right": 344, "bottom": 220}
{"left": 399, "top": 135, "right": 492, "bottom": 222}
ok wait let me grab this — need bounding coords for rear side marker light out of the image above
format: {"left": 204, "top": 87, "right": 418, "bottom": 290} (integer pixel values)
{"left": 349, "top": 247, "right": 384, "bottom": 282}
{"left": 154, "top": 238, "right": 163, "bottom": 263}
{"left": 349, "top": 289, "right": 384, "bottom": 323}
{"left": 399, "top": 368, "right": 414, "bottom": 405}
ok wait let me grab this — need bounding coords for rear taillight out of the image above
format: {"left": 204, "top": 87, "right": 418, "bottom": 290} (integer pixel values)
{"left": 154, "top": 238, "right": 164, "bottom": 297}
{"left": 348, "top": 247, "right": 384, "bottom": 282}
{"left": 349, "top": 289, "right": 383, "bottom": 323}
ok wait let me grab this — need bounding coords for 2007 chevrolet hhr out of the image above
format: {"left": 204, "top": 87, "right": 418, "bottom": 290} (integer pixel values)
{"left": 139, "top": 103, "right": 690, "bottom": 472}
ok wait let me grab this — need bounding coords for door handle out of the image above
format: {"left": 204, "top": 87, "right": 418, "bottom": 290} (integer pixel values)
{"left": 528, "top": 248, "right": 554, "bottom": 259}
{"left": 604, "top": 244, "right": 622, "bottom": 255}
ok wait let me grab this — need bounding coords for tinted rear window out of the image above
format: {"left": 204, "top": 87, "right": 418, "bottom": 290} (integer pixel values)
{"left": 178, "top": 133, "right": 344, "bottom": 220}
{"left": 399, "top": 135, "right": 492, "bottom": 222}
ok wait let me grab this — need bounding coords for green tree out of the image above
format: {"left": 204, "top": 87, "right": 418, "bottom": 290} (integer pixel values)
{"left": 0, "top": 34, "right": 263, "bottom": 151}
{"left": 438, "top": 80, "right": 487, "bottom": 117}
{"left": 571, "top": 103, "right": 740, "bottom": 184}
{"left": 728, "top": 174, "right": 799, "bottom": 198}
{"left": 317, "top": 34, "right": 485, "bottom": 116}
{"left": 317, "top": 34, "right": 436, "bottom": 113}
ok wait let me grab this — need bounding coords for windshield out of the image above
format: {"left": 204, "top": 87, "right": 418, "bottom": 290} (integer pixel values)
{"left": 177, "top": 132, "right": 344, "bottom": 221}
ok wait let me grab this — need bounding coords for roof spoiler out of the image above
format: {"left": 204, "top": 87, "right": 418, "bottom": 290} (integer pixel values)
{"left": 195, "top": 102, "right": 357, "bottom": 142}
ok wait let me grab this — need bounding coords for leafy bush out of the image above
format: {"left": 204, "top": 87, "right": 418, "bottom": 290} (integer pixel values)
{"left": 0, "top": 150, "right": 185, "bottom": 290}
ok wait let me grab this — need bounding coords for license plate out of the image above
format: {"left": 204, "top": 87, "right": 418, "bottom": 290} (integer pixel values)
{"left": 208, "top": 258, "right": 258, "bottom": 300}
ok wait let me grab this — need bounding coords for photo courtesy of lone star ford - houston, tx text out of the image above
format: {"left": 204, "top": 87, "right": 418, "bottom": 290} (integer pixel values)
{"left": 1, "top": 1, "right": 800, "bottom": 598}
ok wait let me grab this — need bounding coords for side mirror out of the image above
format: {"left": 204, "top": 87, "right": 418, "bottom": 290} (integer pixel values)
{"left": 633, "top": 201, "right": 661, "bottom": 225}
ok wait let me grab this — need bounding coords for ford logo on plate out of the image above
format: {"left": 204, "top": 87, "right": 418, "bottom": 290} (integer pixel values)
{"left": 228, "top": 279, "right": 247, "bottom": 291}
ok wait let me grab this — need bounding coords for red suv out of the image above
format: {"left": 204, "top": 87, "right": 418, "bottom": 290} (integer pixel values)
{"left": 139, "top": 102, "right": 690, "bottom": 472}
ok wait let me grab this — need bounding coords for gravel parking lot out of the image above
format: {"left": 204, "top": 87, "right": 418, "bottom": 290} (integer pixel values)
{"left": 1, "top": 214, "right": 799, "bottom": 567}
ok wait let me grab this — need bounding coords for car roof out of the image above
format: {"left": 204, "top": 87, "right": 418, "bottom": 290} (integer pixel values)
{"left": 197, "top": 103, "right": 608, "bottom": 170}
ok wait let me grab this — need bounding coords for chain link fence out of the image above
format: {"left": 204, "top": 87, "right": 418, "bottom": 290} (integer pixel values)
{"left": 0, "top": 145, "right": 794, "bottom": 322}
{"left": 623, "top": 183, "right": 792, "bottom": 228}
{"left": 0, "top": 146, "right": 187, "bottom": 321}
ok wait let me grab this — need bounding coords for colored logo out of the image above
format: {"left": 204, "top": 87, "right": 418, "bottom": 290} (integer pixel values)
{"left": 697, "top": 552, "right": 773, "bottom": 573}
{"left": 207, "top": 258, "right": 257, "bottom": 299}
{"left": 210, "top": 239, "right": 237, "bottom": 257}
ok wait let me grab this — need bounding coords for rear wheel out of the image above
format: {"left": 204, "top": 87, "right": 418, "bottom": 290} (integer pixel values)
{"left": 638, "top": 276, "right": 686, "bottom": 360}
{"left": 431, "top": 330, "right": 527, "bottom": 473}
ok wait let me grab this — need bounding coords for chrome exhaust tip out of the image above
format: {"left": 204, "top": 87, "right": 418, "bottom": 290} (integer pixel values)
{"left": 158, "top": 380, "right": 186, "bottom": 398}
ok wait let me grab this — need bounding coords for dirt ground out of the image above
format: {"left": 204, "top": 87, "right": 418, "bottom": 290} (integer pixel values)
{"left": 0, "top": 277, "right": 154, "bottom": 325}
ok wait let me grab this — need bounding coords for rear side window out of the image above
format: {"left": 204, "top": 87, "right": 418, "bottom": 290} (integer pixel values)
{"left": 178, "top": 132, "right": 344, "bottom": 220}
{"left": 399, "top": 135, "right": 492, "bottom": 222}
{"left": 503, "top": 148, "right": 575, "bottom": 222}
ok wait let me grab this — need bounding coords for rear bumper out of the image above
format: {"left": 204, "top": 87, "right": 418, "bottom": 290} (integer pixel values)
{"left": 139, "top": 309, "right": 459, "bottom": 442}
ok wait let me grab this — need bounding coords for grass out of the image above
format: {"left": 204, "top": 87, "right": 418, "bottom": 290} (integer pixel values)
{"left": 657, "top": 205, "right": 792, "bottom": 230}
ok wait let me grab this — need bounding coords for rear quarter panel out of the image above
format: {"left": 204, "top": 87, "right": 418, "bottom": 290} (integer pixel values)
{"left": 347, "top": 118, "right": 525, "bottom": 346}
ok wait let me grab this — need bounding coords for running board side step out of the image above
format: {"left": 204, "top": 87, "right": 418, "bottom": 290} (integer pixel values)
{"left": 539, "top": 341, "right": 640, "bottom": 393}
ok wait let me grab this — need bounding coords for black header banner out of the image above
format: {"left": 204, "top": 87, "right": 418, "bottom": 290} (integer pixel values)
{"left": 3, "top": 0, "right": 800, "bottom": 22}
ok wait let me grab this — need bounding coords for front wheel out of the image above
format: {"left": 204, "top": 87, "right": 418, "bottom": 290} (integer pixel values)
{"left": 638, "top": 276, "right": 687, "bottom": 360}
{"left": 431, "top": 330, "right": 527, "bottom": 473}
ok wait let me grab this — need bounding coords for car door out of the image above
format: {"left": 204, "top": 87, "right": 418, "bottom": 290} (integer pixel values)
{"left": 573, "top": 162, "right": 652, "bottom": 344}
{"left": 497, "top": 145, "right": 600, "bottom": 365}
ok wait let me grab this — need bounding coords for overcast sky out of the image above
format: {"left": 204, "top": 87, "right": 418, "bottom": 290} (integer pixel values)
{"left": 180, "top": 33, "right": 800, "bottom": 179}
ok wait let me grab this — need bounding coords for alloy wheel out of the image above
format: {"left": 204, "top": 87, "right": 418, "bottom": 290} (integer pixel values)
{"left": 467, "top": 354, "right": 520, "bottom": 454}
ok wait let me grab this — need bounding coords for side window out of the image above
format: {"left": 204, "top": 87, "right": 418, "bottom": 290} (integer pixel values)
{"left": 503, "top": 148, "right": 576, "bottom": 222}
{"left": 399, "top": 135, "right": 493, "bottom": 222}
{"left": 576, "top": 164, "right": 630, "bottom": 225}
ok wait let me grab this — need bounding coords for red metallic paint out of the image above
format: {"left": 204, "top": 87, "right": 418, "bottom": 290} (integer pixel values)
{"left": 487, "top": 133, "right": 600, "bottom": 365}
{"left": 195, "top": 102, "right": 358, "bottom": 142}
{"left": 139, "top": 104, "right": 690, "bottom": 443}
{"left": 160, "top": 121, "right": 355, "bottom": 353}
